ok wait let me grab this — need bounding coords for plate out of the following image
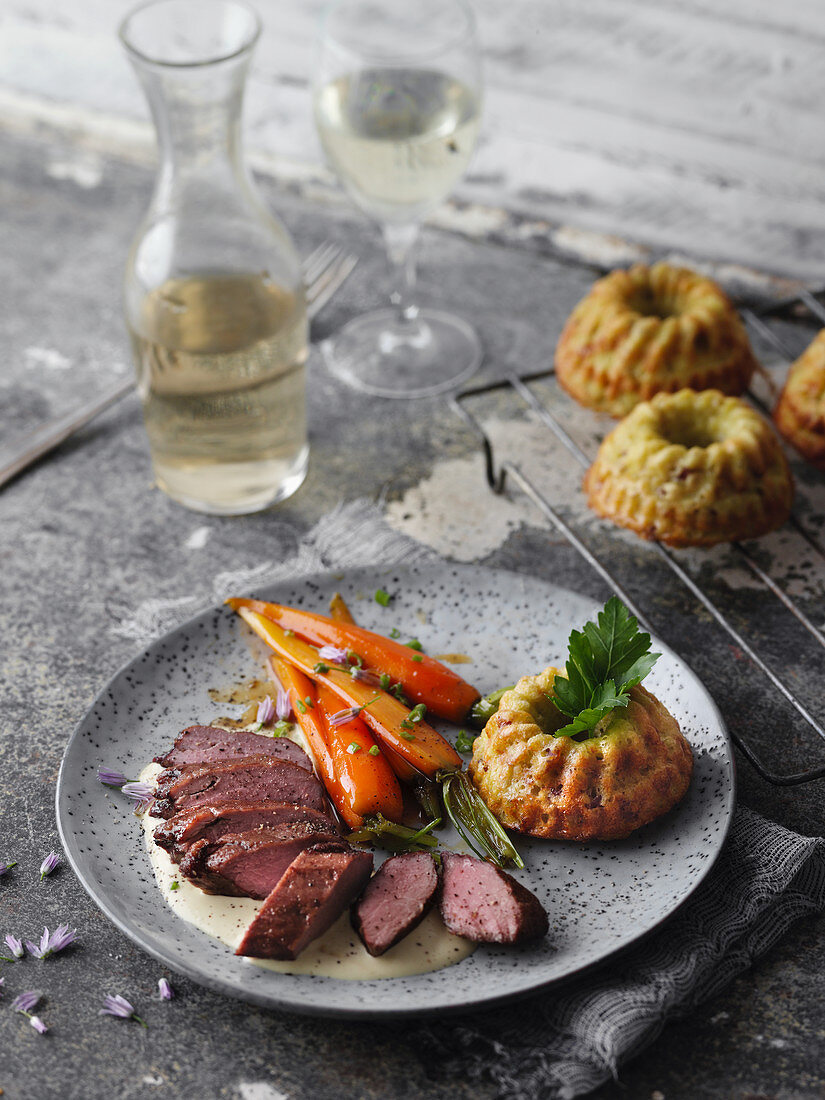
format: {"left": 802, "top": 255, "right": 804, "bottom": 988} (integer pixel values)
{"left": 56, "top": 563, "right": 735, "bottom": 1018}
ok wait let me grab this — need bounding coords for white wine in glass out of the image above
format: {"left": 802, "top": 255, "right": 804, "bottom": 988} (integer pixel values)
{"left": 314, "top": 0, "right": 483, "bottom": 398}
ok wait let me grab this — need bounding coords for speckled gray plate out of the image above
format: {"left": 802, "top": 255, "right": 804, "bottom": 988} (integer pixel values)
{"left": 57, "top": 563, "right": 735, "bottom": 1018}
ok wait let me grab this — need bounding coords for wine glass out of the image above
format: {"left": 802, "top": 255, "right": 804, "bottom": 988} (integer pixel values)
{"left": 313, "top": 0, "right": 483, "bottom": 398}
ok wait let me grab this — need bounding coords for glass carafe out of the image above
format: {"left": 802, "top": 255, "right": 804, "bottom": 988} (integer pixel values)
{"left": 120, "top": 0, "right": 308, "bottom": 515}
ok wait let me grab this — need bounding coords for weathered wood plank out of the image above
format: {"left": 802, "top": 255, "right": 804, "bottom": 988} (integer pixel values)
{"left": 2, "top": 0, "right": 824, "bottom": 276}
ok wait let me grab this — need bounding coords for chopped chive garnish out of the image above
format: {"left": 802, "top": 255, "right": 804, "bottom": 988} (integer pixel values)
{"left": 406, "top": 638, "right": 423, "bottom": 651}
{"left": 285, "top": 629, "right": 294, "bottom": 637}
{"left": 374, "top": 588, "right": 392, "bottom": 607}
{"left": 389, "top": 628, "right": 401, "bottom": 639}
{"left": 271, "top": 720, "right": 294, "bottom": 738}
{"left": 412, "top": 655, "right": 423, "bottom": 663}
{"left": 379, "top": 673, "right": 391, "bottom": 690}
{"left": 408, "top": 703, "right": 426, "bottom": 724}
{"left": 454, "top": 729, "right": 475, "bottom": 753}
{"left": 170, "top": 881, "right": 180, "bottom": 891}
{"left": 304, "top": 696, "right": 313, "bottom": 709}
{"left": 295, "top": 699, "right": 307, "bottom": 714}
{"left": 313, "top": 662, "right": 330, "bottom": 674}
{"left": 399, "top": 731, "right": 416, "bottom": 741}
{"left": 347, "top": 742, "right": 361, "bottom": 754}
{"left": 368, "top": 745, "right": 381, "bottom": 756}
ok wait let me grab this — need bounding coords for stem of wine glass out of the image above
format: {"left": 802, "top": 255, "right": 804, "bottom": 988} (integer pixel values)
{"left": 382, "top": 222, "right": 423, "bottom": 327}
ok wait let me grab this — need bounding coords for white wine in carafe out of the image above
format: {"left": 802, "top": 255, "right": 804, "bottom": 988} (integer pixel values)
{"left": 129, "top": 273, "right": 308, "bottom": 515}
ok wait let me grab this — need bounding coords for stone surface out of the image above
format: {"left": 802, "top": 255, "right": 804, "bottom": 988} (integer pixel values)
{"left": 2, "top": 125, "right": 825, "bottom": 1099}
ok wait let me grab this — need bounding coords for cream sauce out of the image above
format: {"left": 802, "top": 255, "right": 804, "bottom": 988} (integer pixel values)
{"left": 139, "top": 756, "right": 476, "bottom": 980}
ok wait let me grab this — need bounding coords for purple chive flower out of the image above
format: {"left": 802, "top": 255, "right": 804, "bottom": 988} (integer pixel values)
{"left": 158, "top": 978, "right": 174, "bottom": 1001}
{"left": 121, "top": 782, "right": 154, "bottom": 812}
{"left": 328, "top": 706, "right": 363, "bottom": 727}
{"left": 0, "top": 976, "right": 4, "bottom": 997}
{"left": 11, "top": 991, "right": 48, "bottom": 1035}
{"left": 5, "top": 933, "right": 24, "bottom": 958}
{"left": 256, "top": 695, "right": 275, "bottom": 726}
{"left": 100, "top": 994, "right": 147, "bottom": 1027}
{"left": 25, "top": 932, "right": 49, "bottom": 959}
{"left": 39, "top": 852, "right": 61, "bottom": 880}
{"left": 349, "top": 667, "right": 382, "bottom": 687}
{"left": 26, "top": 925, "right": 76, "bottom": 959}
{"left": 318, "top": 645, "right": 349, "bottom": 664}
{"left": 98, "top": 766, "right": 128, "bottom": 787}
{"left": 0, "top": 859, "right": 17, "bottom": 876}
{"left": 47, "top": 925, "right": 77, "bottom": 955}
{"left": 11, "top": 991, "right": 41, "bottom": 1014}
{"left": 275, "top": 686, "right": 291, "bottom": 721}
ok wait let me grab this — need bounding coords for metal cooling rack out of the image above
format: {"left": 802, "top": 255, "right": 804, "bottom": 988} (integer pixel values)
{"left": 450, "top": 288, "right": 825, "bottom": 787}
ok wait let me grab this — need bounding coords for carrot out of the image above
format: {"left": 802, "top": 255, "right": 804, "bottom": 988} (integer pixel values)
{"left": 270, "top": 658, "right": 404, "bottom": 828}
{"left": 329, "top": 592, "right": 356, "bottom": 624}
{"left": 268, "top": 658, "right": 342, "bottom": 811}
{"left": 322, "top": 593, "right": 416, "bottom": 781}
{"left": 314, "top": 683, "right": 404, "bottom": 824}
{"left": 225, "top": 598, "right": 480, "bottom": 723}
{"left": 235, "top": 607, "right": 462, "bottom": 779}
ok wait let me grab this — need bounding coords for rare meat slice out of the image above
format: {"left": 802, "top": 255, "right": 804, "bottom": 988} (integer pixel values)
{"left": 352, "top": 852, "right": 438, "bottom": 957}
{"left": 153, "top": 800, "right": 340, "bottom": 863}
{"left": 154, "top": 725, "right": 312, "bottom": 771}
{"left": 236, "top": 843, "right": 374, "bottom": 959}
{"left": 181, "top": 820, "right": 341, "bottom": 897}
{"left": 152, "top": 756, "right": 327, "bottom": 819}
{"left": 438, "top": 852, "right": 549, "bottom": 944}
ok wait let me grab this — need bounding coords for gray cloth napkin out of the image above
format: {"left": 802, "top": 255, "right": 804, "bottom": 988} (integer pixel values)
{"left": 142, "top": 499, "right": 825, "bottom": 1100}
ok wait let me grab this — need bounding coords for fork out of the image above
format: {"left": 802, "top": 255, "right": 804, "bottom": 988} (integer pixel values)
{"left": 0, "top": 243, "right": 358, "bottom": 491}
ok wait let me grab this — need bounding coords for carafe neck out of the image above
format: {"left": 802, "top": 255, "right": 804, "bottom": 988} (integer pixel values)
{"left": 132, "top": 56, "right": 253, "bottom": 205}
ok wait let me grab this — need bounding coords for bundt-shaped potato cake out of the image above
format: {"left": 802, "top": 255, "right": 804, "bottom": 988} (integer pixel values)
{"left": 555, "top": 263, "right": 758, "bottom": 417}
{"left": 469, "top": 667, "right": 693, "bottom": 842}
{"left": 774, "top": 329, "right": 825, "bottom": 471}
{"left": 584, "top": 389, "right": 793, "bottom": 547}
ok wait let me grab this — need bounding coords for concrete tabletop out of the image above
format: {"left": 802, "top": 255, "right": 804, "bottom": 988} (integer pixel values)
{"left": 2, "top": 33, "right": 825, "bottom": 1098}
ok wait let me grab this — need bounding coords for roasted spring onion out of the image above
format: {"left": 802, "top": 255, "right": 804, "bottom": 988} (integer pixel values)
{"left": 439, "top": 769, "right": 523, "bottom": 869}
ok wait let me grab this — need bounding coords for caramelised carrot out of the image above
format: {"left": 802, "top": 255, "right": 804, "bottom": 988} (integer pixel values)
{"left": 314, "top": 682, "right": 404, "bottom": 825}
{"left": 269, "top": 658, "right": 343, "bottom": 812}
{"left": 270, "top": 658, "right": 403, "bottom": 828}
{"left": 323, "top": 594, "right": 413, "bottom": 780}
{"left": 329, "top": 592, "right": 356, "bottom": 624}
{"left": 235, "top": 607, "right": 462, "bottom": 779}
{"left": 225, "top": 598, "right": 480, "bottom": 723}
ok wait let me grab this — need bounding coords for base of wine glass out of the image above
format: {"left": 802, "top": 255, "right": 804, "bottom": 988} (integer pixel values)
{"left": 322, "top": 308, "right": 482, "bottom": 398}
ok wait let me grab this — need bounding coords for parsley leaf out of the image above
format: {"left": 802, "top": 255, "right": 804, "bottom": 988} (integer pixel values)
{"left": 550, "top": 597, "right": 659, "bottom": 738}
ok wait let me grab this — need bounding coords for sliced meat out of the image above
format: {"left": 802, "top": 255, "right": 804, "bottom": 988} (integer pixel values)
{"left": 152, "top": 756, "right": 327, "bottom": 819}
{"left": 153, "top": 725, "right": 312, "bottom": 771}
{"left": 438, "top": 852, "right": 549, "bottom": 945}
{"left": 352, "top": 852, "right": 439, "bottom": 957}
{"left": 153, "top": 800, "right": 340, "bottom": 863}
{"left": 189, "top": 821, "right": 341, "bottom": 897}
{"left": 236, "top": 843, "right": 374, "bottom": 959}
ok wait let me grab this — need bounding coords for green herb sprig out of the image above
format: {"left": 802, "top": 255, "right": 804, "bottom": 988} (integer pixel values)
{"left": 347, "top": 814, "right": 440, "bottom": 853}
{"left": 551, "top": 597, "right": 659, "bottom": 738}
